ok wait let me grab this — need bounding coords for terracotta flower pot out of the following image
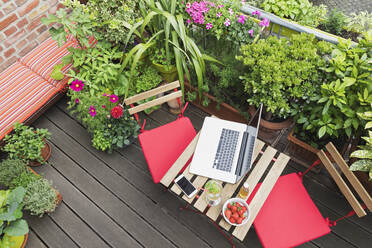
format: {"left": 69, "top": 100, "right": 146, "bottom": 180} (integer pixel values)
{"left": 29, "top": 140, "right": 52, "bottom": 167}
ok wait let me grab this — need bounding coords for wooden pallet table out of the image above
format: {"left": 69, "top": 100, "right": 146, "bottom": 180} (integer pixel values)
{"left": 160, "top": 131, "right": 290, "bottom": 242}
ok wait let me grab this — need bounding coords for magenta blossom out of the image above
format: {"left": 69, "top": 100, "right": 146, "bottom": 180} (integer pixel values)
{"left": 103, "top": 93, "right": 107, "bottom": 96}
{"left": 228, "top": 8, "right": 233, "bottom": 16}
{"left": 75, "top": 98, "right": 80, "bottom": 104}
{"left": 109, "top": 94, "right": 118, "bottom": 103}
{"left": 252, "top": 10, "right": 261, "bottom": 17}
{"left": 102, "top": 105, "right": 106, "bottom": 109}
{"left": 248, "top": 29, "right": 254, "bottom": 37}
{"left": 217, "top": 4, "right": 224, "bottom": 8}
{"left": 70, "top": 80, "right": 84, "bottom": 92}
{"left": 186, "top": 2, "right": 191, "bottom": 8}
{"left": 89, "top": 106, "right": 96, "bottom": 117}
{"left": 259, "top": 18, "right": 270, "bottom": 27}
{"left": 206, "top": 22, "right": 213, "bottom": 30}
{"left": 237, "top": 15, "right": 247, "bottom": 24}
{"left": 186, "top": 19, "right": 191, "bottom": 24}
{"left": 217, "top": 12, "right": 222, "bottom": 18}
{"left": 224, "top": 19, "right": 231, "bottom": 26}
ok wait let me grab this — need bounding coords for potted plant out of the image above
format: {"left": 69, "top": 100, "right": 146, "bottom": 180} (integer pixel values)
{"left": 0, "top": 187, "right": 29, "bottom": 248}
{"left": 289, "top": 32, "right": 372, "bottom": 165}
{"left": 1, "top": 123, "right": 51, "bottom": 167}
{"left": 149, "top": 47, "right": 178, "bottom": 83}
{"left": 236, "top": 33, "right": 332, "bottom": 132}
{"left": 0, "top": 158, "right": 62, "bottom": 217}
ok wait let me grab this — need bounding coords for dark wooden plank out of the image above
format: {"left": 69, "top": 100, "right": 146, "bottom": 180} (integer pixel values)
{"left": 34, "top": 114, "right": 209, "bottom": 248}
{"left": 35, "top": 152, "right": 143, "bottom": 248}
{"left": 25, "top": 214, "right": 78, "bottom": 248}
{"left": 27, "top": 230, "right": 47, "bottom": 248}
{"left": 51, "top": 103, "right": 251, "bottom": 248}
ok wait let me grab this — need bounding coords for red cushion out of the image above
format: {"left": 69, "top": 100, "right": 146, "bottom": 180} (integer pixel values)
{"left": 247, "top": 173, "right": 331, "bottom": 248}
{"left": 139, "top": 117, "right": 196, "bottom": 183}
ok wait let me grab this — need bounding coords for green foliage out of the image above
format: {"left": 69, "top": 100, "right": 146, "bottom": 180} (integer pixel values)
{"left": 0, "top": 159, "right": 27, "bottom": 187}
{"left": 345, "top": 11, "right": 372, "bottom": 34}
{"left": 86, "top": 0, "right": 141, "bottom": 45}
{"left": 293, "top": 32, "right": 372, "bottom": 143}
{"left": 92, "top": 130, "right": 112, "bottom": 152}
{"left": 149, "top": 47, "right": 174, "bottom": 68}
{"left": 322, "top": 9, "right": 347, "bottom": 35}
{"left": 237, "top": 33, "right": 332, "bottom": 119}
{"left": 23, "top": 178, "right": 57, "bottom": 217}
{"left": 262, "top": 0, "right": 327, "bottom": 27}
{"left": 2, "top": 123, "right": 51, "bottom": 164}
{"left": 64, "top": 41, "right": 125, "bottom": 96}
{"left": 10, "top": 171, "right": 40, "bottom": 190}
{"left": 350, "top": 131, "right": 372, "bottom": 180}
{"left": 0, "top": 187, "right": 29, "bottom": 247}
{"left": 134, "top": 65, "right": 162, "bottom": 93}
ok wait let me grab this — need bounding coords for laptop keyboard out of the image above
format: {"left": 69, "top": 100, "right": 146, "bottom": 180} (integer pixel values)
{"left": 213, "top": 128, "right": 239, "bottom": 172}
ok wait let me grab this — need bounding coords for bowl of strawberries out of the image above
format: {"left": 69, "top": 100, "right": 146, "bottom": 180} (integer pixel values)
{"left": 222, "top": 198, "right": 250, "bottom": 226}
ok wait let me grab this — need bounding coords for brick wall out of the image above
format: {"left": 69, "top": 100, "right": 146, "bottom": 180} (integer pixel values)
{"left": 0, "top": 0, "right": 63, "bottom": 72}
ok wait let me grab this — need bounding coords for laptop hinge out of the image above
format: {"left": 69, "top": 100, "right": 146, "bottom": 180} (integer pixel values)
{"left": 235, "top": 131, "right": 249, "bottom": 176}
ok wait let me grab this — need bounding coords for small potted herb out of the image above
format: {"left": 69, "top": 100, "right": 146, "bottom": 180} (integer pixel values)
{"left": 2, "top": 123, "right": 51, "bottom": 166}
{"left": 0, "top": 187, "right": 29, "bottom": 248}
{"left": 150, "top": 47, "right": 178, "bottom": 84}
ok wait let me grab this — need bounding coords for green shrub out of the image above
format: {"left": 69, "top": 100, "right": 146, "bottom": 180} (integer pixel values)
{"left": 322, "top": 9, "right": 347, "bottom": 35}
{"left": 135, "top": 65, "right": 162, "bottom": 93}
{"left": 2, "top": 123, "right": 50, "bottom": 164}
{"left": 0, "top": 158, "right": 27, "bottom": 187}
{"left": 345, "top": 11, "right": 372, "bottom": 34}
{"left": 10, "top": 170, "right": 40, "bottom": 189}
{"left": 236, "top": 33, "right": 332, "bottom": 119}
{"left": 24, "top": 178, "right": 57, "bottom": 217}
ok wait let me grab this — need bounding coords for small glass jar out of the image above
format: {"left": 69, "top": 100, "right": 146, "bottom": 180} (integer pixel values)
{"left": 238, "top": 182, "right": 250, "bottom": 199}
{"left": 205, "top": 180, "right": 222, "bottom": 206}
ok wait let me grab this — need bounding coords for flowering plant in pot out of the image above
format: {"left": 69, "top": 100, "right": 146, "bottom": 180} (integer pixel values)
{"left": 1, "top": 123, "right": 51, "bottom": 166}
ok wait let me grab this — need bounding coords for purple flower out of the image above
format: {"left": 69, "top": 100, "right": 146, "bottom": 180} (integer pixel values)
{"left": 89, "top": 106, "right": 96, "bottom": 117}
{"left": 186, "top": 2, "right": 191, "bottom": 8}
{"left": 103, "top": 93, "right": 107, "bottom": 96}
{"left": 224, "top": 19, "right": 231, "bottom": 26}
{"left": 186, "top": 19, "right": 191, "bottom": 24}
{"left": 252, "top": 10, "right": 261, "bottom": 17}
{"left": 109, "top": 94, "right": 118, "bottom": 103}
{"left": 229, "top": 8, "right": 234, "bottom": 16}
{"left": 69, "top": 80, "right": 84, "bottom": 92}
{"left": 217, "top": 4, "right": 224, "bottom": 9}
{"left": 217, "top": 12, "right": 222, "bottom": 18}
{"left": 259, "top": 18, "right": 270, "bottom": 27}
{"left": 75, "top": 98, "right": 80, "bottom": 104}
{"left": 237, "top": 15, "right": 247, "bottom": 24}
{"left": 248, "top": 29, "right": 254, "bottom": 37}
{"left": 206, "top": 22, "right": 213, "bottom": 30}
{"left": 102, "top": 105, "right": 106, "bottom": 109}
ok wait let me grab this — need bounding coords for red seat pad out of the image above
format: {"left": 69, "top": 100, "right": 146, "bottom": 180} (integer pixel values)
{"left": 139, "top": 117, "right": 196, "bottom": 183}
{"left": 247, "top": 173, "right": 331, "bottom": 248}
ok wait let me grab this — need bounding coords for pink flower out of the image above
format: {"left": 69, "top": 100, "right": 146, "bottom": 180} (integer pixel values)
{"left": 228, "top": 8, "right": 233, "bottom": 16}
{"left": 89, "top": 106, "right": 96, "bottom": 117}
{"left": 259, "top": 18, "right": 270, "bottom": 27}
{"left": 109, "top": 94, "right": 118, "bottom": 103}
{"left": 224, "top": 19, "right": 231, "bottom": 26}
{"left": 217, "top": 4, "right": 224, "bottom": 8}
{"left": 206, "top": 22, "right": 213, "bottom": 30}
{"left": 248, "top": 29, "right": 254, "bottom": 37}
{"left": 102, "top": 105, "right": 106, "bottom": 109}
{"left": 186, "top": 2, "right": 191, "bottom": 8}
{"left": 237, "top": 15, "right": 247, "bottom": 24}
{"left": 75, "top": 98, "right": 79, "bottom": 104}
{"left": 186, "top": 19, "right": 191, "bottom": 24}
{"left": 252, "top": 10, "right": 261, "bottom": 17}
{"left": 70, "top": 80, "right": 84, "bottom": 92}
{"left": 103, "top": 93, "right": 107, "bottom": 96}
{"left": 111, "top": 105, "right": 123, "bottom": 119}
{"left": 217, "top": 12, "right": 222, "bottom": 18}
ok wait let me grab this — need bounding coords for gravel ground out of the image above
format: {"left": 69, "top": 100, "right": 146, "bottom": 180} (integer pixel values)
{"left": 310, "top": 0, "right": 372, "bottom": 15}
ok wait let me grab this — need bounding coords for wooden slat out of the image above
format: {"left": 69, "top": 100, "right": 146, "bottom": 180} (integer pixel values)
{"left": 160, "top": 132, "right": 200, "bottom": 187}
{"left": 218, "top": 144, "right": 276, "bottom": 231}
{"left": 124, "top": 81, "right": 180, "bottom": 105}
{"left": 232, "top": 153, "right": 290, "bottom": 241}
{"left": 128, "top": 91, "right": 182, "bottom": 115}
{"left": 326, "top": 143, "right": 372, "bottom": 212}
{"left": 318, "top": 150, "right": 367, "bottom": 217}
{"left": 207, "top": 141, "right": 267, "bottom": 223}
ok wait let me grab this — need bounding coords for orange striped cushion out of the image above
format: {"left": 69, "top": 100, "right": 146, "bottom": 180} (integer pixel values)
{"left": 19, "top": 37, "right": 79, "bottom": 88}
{"left": 0, "top": 62, "right": 59, "bottom": 140}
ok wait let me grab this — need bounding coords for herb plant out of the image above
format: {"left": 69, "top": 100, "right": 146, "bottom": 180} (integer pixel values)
{"left": 2, "top": 123, "right": 51, "bottom": 164}
{"left": 345, "top": 12, "right": 372, "bottom": 34}
{"left": 0, "top": 159, "right": 27, "bottom": 187}
{"left": 350, "top": 130, "right": 372, "bottom": 180}
{"left": 322, "top": 9, "right": 347, "bottom": 35}
{"left": 237, "top": 33, "right": 332, "bottom": 119}
{"left": 134, "top": 65, "right": 162, "bottom": 93}
{"left": 23, "top": 178, "right": 57, "bottom": 217}
{"left": 0, "top": 187, "right": 29, "bottom": 248}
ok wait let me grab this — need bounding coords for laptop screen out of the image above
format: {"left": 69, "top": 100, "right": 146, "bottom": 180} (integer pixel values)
{"left": 248, "top": 104, "right": 263, "bottom": 130}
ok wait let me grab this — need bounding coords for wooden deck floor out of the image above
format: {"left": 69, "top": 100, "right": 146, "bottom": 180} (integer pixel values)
{"left": 24, "top": 96, "right": 372, "bottom": 248}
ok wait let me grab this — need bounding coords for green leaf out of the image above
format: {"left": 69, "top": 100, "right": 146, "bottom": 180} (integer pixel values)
{"left": 351, "top": 150, "right": 372, "bottom": 159}
{"left": 51, "top": 64, "right": 64, "bottom": 80}
{"left": 318, "top": 126, "right": 327, "bottom": 138}
{"left": 343, "top": 77, "right": 356, "bottom": 87}
{"left": 4, "top": 219, "right": 29, "bottom": 236}
{"left": 350, "top": 159, "right": 372, "bottom": 172}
